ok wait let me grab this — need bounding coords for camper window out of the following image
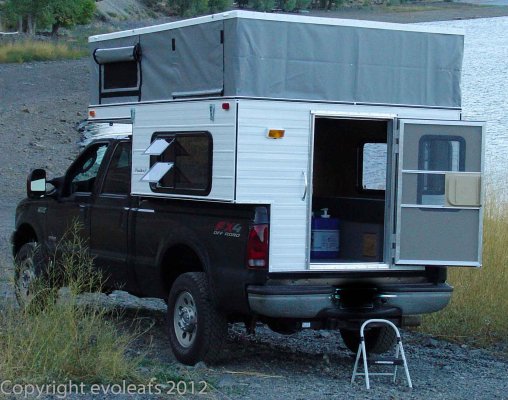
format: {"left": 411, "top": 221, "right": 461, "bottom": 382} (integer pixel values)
{"left": 149, "top": 132, "right": 212, "bottom": 195}
{"left": 418, "top": 135, "right": 466, "bottom": 205}
{"left": 361, "top": 142, "right": 387, "bottom": 191}
{"left": 102, "top": 61, "right": 139, "bottom": 92}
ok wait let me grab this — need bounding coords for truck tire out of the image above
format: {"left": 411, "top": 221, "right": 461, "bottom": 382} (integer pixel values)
{"left": 340, "top": 326, "right": 396, "bottom": 354}
{"left": 14, "top": 242, "right": 47, "bottom": 309}
{"left": 167, "top": 272, "right": 227, "bottom": 365}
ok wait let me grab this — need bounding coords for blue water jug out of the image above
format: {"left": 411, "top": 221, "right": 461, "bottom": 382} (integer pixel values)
{"left": 311, "top": 208, "right": 340, "bottom": 259}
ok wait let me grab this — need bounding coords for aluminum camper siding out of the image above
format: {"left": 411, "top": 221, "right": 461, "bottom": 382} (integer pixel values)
{"left": 234, "top": 99, "right": 461, "bottom": 272}
{"left": 89, "top": 100, "right": 237, "bottom": 201}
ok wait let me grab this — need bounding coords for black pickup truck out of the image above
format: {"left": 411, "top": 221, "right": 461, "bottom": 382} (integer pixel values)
{"left": 13, "top": 136, "right": 451, "bottom": 365}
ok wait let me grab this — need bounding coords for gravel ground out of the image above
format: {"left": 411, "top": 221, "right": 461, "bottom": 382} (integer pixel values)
{"left": 1, "top": 15, "right": 508, "bottom": 399}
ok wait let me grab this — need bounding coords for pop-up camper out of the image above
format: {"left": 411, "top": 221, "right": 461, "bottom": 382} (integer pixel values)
{"left": 15, "top": 11, "right": 484, "bottom": 365}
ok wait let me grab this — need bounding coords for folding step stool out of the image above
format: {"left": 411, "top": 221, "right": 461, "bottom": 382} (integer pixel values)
{"left": 351, "top": 319, "right": 412, "bottom": 390}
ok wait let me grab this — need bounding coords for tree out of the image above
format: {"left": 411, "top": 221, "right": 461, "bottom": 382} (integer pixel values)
{"left": 47, "top": 0, "right": 95, "bottom": 36}
{"left": 1, "top": 0, "right": 50, "bottom": 34}
{"left": 0, "top": 0, "right": 95, "bottom": 35}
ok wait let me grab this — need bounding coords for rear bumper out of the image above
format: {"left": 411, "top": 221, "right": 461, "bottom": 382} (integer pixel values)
{"left": 247, "top": 283, "right": 453, "bottom": 319}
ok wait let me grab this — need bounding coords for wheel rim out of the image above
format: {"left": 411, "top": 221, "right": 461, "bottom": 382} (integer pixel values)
{"left": 16, "top": 256, "right": 37, "bottom": 305}
{"left": 173, "top": 291, "right": 198, "bottom": 348}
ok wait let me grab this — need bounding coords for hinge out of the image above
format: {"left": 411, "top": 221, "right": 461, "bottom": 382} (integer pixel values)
{"left": 391, "top": 237, "right": 397, "bottom": 265}
{"left": 393, "top": 123, "right": 400, "bottom": 154}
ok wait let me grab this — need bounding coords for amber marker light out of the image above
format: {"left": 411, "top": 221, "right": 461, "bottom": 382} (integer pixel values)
{"left": 267, "top": 129, "right": 285, "bottom": 139}
{"left": 89, "top": 110, "right": 96, "bottom": 118}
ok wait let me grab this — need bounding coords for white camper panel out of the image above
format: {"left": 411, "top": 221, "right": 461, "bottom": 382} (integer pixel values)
{"left": 236, "top": 101, "right": 312, "bottom": 272}
{"left": 129, "top": 101, "right": 237, "bottom": 201}
{"left": 235, "top": 99, "right": 461, "bottom": 273}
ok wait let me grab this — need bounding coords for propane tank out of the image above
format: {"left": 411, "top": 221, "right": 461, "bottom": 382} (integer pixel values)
{"left": 311, "top": 208, "right": 340, "bottom": 259}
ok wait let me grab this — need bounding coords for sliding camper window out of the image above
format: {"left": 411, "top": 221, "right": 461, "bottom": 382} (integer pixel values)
{"left": 417, "top": 135, "right": 466, "bottom": 205}
{"left": 149, "top": 132, "right": 212, "bottom": 195}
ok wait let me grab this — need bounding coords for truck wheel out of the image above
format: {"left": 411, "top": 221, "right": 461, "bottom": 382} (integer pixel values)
{"left": 340, "top": 326, "right": 396, "bottom": 354}
{"left": 167, "top": 272, "right": 227, "bottom": 365}
{"left": 14, "top": 242, "right": 47, "bottom": 309}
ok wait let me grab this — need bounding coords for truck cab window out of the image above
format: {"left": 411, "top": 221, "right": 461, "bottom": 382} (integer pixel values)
{"left": 67, "top": 143, "right": 108, "bottom": 195}
{"left": 102, "top": 142, "right": 132, "bottom": 195}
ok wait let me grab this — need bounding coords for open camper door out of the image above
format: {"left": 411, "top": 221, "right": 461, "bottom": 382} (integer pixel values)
{"left": 395, "top": 120, "right": 485, "bottom": 267}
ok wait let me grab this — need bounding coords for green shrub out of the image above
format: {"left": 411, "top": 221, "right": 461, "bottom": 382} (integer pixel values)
{"left": 208, "top": 0, "right": 232, "bottom": 12}
{"left": 168, "top": 0, "right": 208, "bottom": 16}
{"left": 282, "top": 0, "right": 297, "bottom": 11}
{"left": 296, "top": 0, "right": 312, "bottom": 10}
{"left": 252, "top": 0, "right": 275, "bottom": 11}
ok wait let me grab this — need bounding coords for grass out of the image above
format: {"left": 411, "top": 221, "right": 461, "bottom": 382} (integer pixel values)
{"left": 421, "top": 198, "right": 508, "bottom": 349}
{"left": 0, "top": 40, "right": 86, "bottom": 64}
{"left": 0, "top": 226, "right": 144, "bottom": 384}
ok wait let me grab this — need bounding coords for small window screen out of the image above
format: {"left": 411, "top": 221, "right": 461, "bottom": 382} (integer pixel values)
{"left": 418, "top": 135, "right": 466, "bottom": 205}
{"left": 419, "top": 137, "right": 464, "bottom": 172}
{"left": 102, "top": 142, "right": 131, "bottom": 194}
{"left": 362, "top": 143, "right": 387, "bottom": 191}
{"left": 149, "top": 132, "right": 212, "bottom": 195}
{"left": 103, "top": 61, "right": 139, "bottom": 90}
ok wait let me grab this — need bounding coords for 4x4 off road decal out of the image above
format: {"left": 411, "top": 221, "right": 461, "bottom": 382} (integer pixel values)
{"left": 213, "top": 221, "right": 242, "bottom": 238}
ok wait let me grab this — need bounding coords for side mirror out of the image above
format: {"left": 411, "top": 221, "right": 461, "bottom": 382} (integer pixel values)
{"left": 27, "top": 169, "right": 47, "bottom": 198}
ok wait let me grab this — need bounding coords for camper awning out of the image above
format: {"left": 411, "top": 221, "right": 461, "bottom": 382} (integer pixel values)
{"left": 93, "top": 44, "right": 141, "bottom": 64}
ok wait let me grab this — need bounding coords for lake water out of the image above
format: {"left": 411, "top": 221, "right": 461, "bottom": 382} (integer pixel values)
{"left": 422, "top": 17, "right": 508, "bottom": 198}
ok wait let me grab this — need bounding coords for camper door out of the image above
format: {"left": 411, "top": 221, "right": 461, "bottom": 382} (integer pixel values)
{"left": 395, "top": 120, "right": 485, "bottom": 267}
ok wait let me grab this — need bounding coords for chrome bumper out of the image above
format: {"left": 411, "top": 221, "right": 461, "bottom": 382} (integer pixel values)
{"left": 247, "top": 284, "right": 452, "bottom": 319}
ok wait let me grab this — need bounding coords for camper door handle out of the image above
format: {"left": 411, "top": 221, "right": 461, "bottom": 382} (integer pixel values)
{"left": 302, "top": 171, "right": 308, "bottom": 201}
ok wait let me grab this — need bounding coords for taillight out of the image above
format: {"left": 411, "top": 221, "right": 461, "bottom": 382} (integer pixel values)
{"left": 246, "top": 224, "right": 269, "bottom": 269}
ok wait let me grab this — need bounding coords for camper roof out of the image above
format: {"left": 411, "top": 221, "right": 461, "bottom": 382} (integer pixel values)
{"left": 89, "top": 10, "right": 463, "bottom": 43}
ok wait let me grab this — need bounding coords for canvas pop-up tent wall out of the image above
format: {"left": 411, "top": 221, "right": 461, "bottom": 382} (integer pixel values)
{"left": 89, "top": 11, "right": 464, "bottom": 108}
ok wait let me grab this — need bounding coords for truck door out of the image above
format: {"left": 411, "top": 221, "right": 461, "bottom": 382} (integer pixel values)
{"left": 395, "top": 120, "right": 484, "bottom": 267}
{"left": 46, "top": 142, "right": 110, "bottom": 252}
{"left": 90, "top": 140, "right": 137, "bottom": 291}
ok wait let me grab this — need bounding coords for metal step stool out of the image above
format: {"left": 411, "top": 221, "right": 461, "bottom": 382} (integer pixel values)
{"left": 351, "top": 319, "right": 412, "bottom": 390}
